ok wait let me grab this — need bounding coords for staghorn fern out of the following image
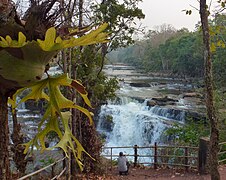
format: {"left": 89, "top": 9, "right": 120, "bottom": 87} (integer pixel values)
{"left": 0, "top": 23, "right": 108, "bottom": 88}
{"left": 3, "top": 23, "right": 108, "bottom": 170}
{"left": 9, "top": 74, "right": 94, "bottom": 170}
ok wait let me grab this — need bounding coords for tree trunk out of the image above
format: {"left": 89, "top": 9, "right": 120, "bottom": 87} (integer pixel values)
{"left": 0, "top": 92, "right": 11, "bottom": 180}
{"left": 200, "top": 1, "right": 220, "bottom": 180}
{"left": 11, "top": 109, "right": 27, "bottom": 175}
{"left": 71, "top": 0, "right": 83, "bottom": 177}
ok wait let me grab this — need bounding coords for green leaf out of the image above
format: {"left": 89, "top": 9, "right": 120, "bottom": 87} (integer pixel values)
{"left": 0, "top": 23, "right": 108, "bottom": 88}
{"left": 37, "top": 23, "right": 109, "bottom": 51}
{"left": 11, "top": 74, "right": 94, "bottom": 170}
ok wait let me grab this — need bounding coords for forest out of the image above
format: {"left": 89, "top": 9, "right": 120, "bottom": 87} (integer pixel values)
{"left": 0, "top": 0, "right": 225, "bottom": 179}
{"left": 109, "top": 14, "right": 226, "bottom": 87}
{"left": 107, "top": 12, "right": 226, "bottom": 180}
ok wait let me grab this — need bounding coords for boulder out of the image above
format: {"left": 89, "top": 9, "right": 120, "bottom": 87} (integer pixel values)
{"left": 129, "top": 82, "right": 151, "bottom": 87}
{"left": 147, "top": 96, "right": 178, "bottom": 106}
{"left": 152, "top": 96, "right": 178, "bottom": 102}
{"left": 100, "top": 115, "right": 114, "bottom": 132}
{"left": 185, "top": 111, "right": 206, "bottom": 122}
{"left": 182, "top": 92, "right": 203, "bottom": 98}
{"left": 146, "top": 100, "right": 157, "bottom": 107}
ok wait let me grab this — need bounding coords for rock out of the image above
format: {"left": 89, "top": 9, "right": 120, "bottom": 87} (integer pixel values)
{"left": 129, "top": 82, "right": 151, "bottom": 87}
{"left": 146, "top": 100, "right": 157, "bottom": 107}
{"left": 185, "top": 111, "right": 206, "bottom": 122}
{"left": 152, "top": 96, "right": 178, "bottom": 103}
{"left": 100, "top": 115, "right": 114, "bottom": 132}
{"left": 182, "top": 92, "right": 203, "bottom": 98}
{"left": 147, "top": 96, "right": 178, "bottom": 106}
{"left": 133, "top": 97, "right": 145, "bottom": 103}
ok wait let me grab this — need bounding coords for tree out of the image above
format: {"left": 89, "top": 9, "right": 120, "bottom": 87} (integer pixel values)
{"left": 0, "top": 0, "right": 108, "bottom": 179}
{"left": 145, "top": 24, "right": 177, "bottom": 49}
{"left": 211, "top": 14, "right": 226, "bottom": 87}
{"left": 116, "top": 27, "right": 204, "bottom": 78}
{"left": 91, "top": 0, "right": 145, "bottom": 75}
{"left": 200, "top": 0, "right": 220, "bottom": 179}
{"left": 92, "top": 0, "right": 145, "bottom": 51}
{"left": 63, "top": 0, "right": 144, "bottom": 174}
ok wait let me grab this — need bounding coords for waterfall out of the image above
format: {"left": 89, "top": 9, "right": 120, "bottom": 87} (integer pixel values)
{"left": 9, "top": 97, "right": 42, "bottom": 140}
{"left": 98, "top": 64, "right": 201, "bottom": 162}
{"left": 97, "top": 98, "right": 183, "bottom": 147}
{"left": 97, "top": 96, "right": 185, "bottom": 162}
{"left": 16, "top": 96, "right": 27, "bottom": 112}
{"left": 149, "top": 106, "right": 185, "bottom": 122}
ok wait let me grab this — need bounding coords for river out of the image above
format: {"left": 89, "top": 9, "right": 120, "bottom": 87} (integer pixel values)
{"left": 97, "top": 64, "right": 205, "bottom": 161}
{"left": 10, "top": 64, "right": 205, "bottom": 163}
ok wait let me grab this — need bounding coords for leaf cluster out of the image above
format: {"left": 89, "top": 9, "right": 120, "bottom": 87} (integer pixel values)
{"left": 91, "top": 0, "right": 145, "bottom": 50}
{"left": 9, "top": 74, "right": 94, "bottom": 170}
{"left": 164, "top": 120, "right": 209, "bottom": 146}
{"left": 111, "top": 14, "right": 226, "bottom": 82}
{"left": 75, "top": 46, "right": 120, "bottom": 106}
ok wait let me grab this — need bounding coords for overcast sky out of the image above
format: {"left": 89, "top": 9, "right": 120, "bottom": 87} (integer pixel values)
{"left": 138, "top": 0, "right": 212, "bottom": 31}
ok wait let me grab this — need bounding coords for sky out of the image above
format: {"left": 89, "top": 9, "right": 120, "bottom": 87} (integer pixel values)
{"left": 13, "top": 0, "right": 220, "bottom": 32}
{"left": 137, "top": 0, "right": 207, "bottom": 31}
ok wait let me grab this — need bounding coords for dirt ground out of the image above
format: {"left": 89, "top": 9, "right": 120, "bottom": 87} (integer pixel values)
{"left": 14, "top": 164, "right": 226, "bottom": 179}
{"left": 105, "top": 166, "right": 226, "bottom": 180}
{"left": 77, "top": 165, "right": 226, "bottom": 180}
{"left": 13, "top": 150, "right": 226, "bottom": 180}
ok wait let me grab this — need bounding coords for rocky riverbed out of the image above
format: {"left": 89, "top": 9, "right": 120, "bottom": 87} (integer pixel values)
{"left": 104, "top": 64, "right": 206, "bottom": 122}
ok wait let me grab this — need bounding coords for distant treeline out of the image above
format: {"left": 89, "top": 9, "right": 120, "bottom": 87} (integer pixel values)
{"left": 108, "top": 14, "right": 226, "bottom": 87}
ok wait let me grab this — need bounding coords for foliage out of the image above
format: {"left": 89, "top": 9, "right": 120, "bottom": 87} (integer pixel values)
{"left": 39, "top": 156, "right": 55, "bottom": 167}
{"left": 9, "top": 74, "right": 94, "bottom": 170}
{"left": 125, "top": 15, "right": 226, "bottom": 83}
{"left": 111, "top": 26, "right": 205, "bottom": 78}
{"left": 164, "top": 120, "right": 209, "bottom": 146}
{"left": 2, "top": 23, "right": 109, "bottom": 171}
{"left": 210, "top": 15, "right": 226, "bottom": 87}
{"left": 109, "top": 14, "right": 225, "bottom": 80}
{"left": 0, "top": 24, "right": 109, "bottom": 89}
{"left": 75, "top": 46, "right": 120, "bottom": 106}
{"left": 91, "top": 0, "right": 145, "bottom": 50}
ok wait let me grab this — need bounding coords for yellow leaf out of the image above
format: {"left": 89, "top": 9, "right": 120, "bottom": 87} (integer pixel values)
{"left": 37, "top": 27, "right": 57, "bottom": 51}
{"left": 18, "top": 32, "right": 26, "bottom": 46}
{"left": 71, "top": 79, "right": 92, "bottom": 108}
{"left": 0, "top": 37, "right": 8, "bottom": 47}
{"left": 210, "top": 43, "right": 216, "bottom": 52}
{"left": 13, "top": 73, "right": 94, "bottom": 169}
{"left": 6, "top": 35, "right": 12, "bottom": 45}
{"left": 0, "top": 23, "right": 108, "bottom": 54}
{"left": 217, "top": 40, "right": 222, "bottom": 47}
{"left": 55, "top": 36, "right": 63, "bottom": 43}
{"left": 62, "top": 23, "right": 109, "bottom": 48}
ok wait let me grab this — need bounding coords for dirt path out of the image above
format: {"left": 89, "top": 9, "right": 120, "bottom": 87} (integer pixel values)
{"left": 15, "top": 164, "right": 226, "bottom": 179}
{"left": 98, "top": 165, "right": 226, "bottom": 180}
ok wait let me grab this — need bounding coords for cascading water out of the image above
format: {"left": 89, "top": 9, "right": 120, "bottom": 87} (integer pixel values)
{"left": 96, "top": 64, "right": 205, "bottom": 163}
{"left": 97, "top": 81, "right": 186, "bottom": 162}
{"left": 98, "top": 98, "right": 175, "bottom": 147}
{"left": 8, "top": 65, "right": 62, "bottom": 140}
{"left": 8, "top": 97, "right": 42, "bottom": 141}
